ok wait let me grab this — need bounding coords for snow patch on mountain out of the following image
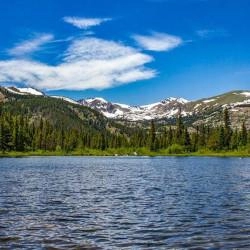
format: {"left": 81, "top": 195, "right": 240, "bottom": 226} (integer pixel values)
{"left": 241, "top": 91, "right": 250, "bottom": 97}
{"left": 17, "top": 88, "right": 43, "bottom": 96}
{"left": 233, "top": 91, "right": 250, "bottom": 96}
{"left": 194, "top": 103, "right": 201, "bottom": 109}
{"left": 228, "top": 99, "right": 250, "bottom": 107}
{"left": 203, "top": 98, "right": 216, "bottom": 103}
{"left": 113, "top": 103, "right": 131, "bottom": 109}
{"left": 85, "top": 97, "right": 108, "bottom": 103}
{"left": 51, "top": 96, "right": 79, "bottom": 105}
{"left": 5, "top": 87, "right": 43, "bottom": 96}
{"left": 141, "top": 102, "right": 162, "bottom": 109}
{"left": 6, "top": 87, "right": 27, "bottom": 95}
{"left": 168, "top": 97, "right": 189, "bottom": 104}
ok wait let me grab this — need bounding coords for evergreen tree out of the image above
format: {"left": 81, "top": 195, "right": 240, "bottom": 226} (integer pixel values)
{"left": 183, "top": 128, "right": 191, "bottom": 151}
{"left": 150, "top": 121, "right": 156, "bottom": 151}
{"left": 176, "top": 109, "right": 184, "bottom": 145}
{"left": 0, "top": 117, "right": 13, "bottom": 152}
{"left": 219, "top": 126, "right": 225, "bottom": 150}
{"left": 167, "top": 126, "right": 173, "bottom": 147}
{"left": 198, "top": 125, "right": 206, "bottom": 148}
{"left": 231, "top": 129, "right": 239, "bottom": 150}
{"left": 240, "top": 122, "right": 248, "bottom": 146}
{"left": 223, "top": 108, "right": 232, "bottom": 149}
{"left": 192, "top": 126, "right": 199, "bottom": 151}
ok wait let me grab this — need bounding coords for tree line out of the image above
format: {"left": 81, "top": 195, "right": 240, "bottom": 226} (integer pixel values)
{"left": 146, "top": 108, "right": 249, "bottom": 153}
{"left": 0, "top": 108, "right": 249, "bottom": 153}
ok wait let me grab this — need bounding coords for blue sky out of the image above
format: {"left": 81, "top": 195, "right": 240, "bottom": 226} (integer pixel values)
{"left": 0, "top": 0, "right": 249, "bottom": 105}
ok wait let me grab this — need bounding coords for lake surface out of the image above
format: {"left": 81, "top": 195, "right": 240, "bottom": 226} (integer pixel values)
{"left": 0, "top": 157, "right": 250, "bottom": 249}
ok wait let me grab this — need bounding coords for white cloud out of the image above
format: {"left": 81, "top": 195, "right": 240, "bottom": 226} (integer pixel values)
{"left": 8, "top": 34, "right": 54, "bottom": 56}
{"left": 63, "top": 16, "right": 112, "bottom": 29}
{"left": 133, "top": 32, "right": 183, "bottom": 51}
{"left": 0, "top": 38, "right": 156, "bottom": 90}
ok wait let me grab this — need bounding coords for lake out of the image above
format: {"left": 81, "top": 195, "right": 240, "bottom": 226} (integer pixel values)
{"left": 0, "top": 156, "right": 250, "bottom": 249}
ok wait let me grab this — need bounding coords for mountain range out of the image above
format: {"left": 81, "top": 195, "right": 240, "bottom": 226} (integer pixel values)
{"left": 80, "top": 91, "right": 250, "bottom": 129}
{"left": 1, "top": 86, "right": 249, "bottom": 129}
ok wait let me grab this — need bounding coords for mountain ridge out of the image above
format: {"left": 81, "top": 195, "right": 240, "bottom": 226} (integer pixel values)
{"left": 1, "top": 86, "right": 249, "bottom": 128}
{"left": 78, "top": 90, "right": 250, "bottom": 125}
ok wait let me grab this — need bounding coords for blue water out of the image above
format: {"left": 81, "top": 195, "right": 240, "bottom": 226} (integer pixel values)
{"left": 0, "top": 156, "right": 250, "bottom": 249}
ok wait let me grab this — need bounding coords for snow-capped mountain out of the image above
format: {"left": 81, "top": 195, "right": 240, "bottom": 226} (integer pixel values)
{"left": 79, "top": 91, "right": 250, "bottom": 128}
{"left": 79, "top": 97, "right": 190, "bottom": 121}
{"left": 5, "top": 87, "right": 78, "bottom": 104}
{"left": 6, "top": 87, "right": 44, "bottom": 96}
{"left": 1, "top": 86, "right": 249, "bottom": 128}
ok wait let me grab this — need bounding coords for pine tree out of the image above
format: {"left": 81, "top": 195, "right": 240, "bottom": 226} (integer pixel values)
{"left": 0, "top": 117, "right": 13, "bottom": 152}
{"left": 223, "top": 108, "right": 232, "bottom": 149}
{"left": 192, "top": 126, "right": 199, "bottom": 151}
{"left": 231, "top": 129, "right": 239, "bottom": 150}
{"left": 17, "top": 116, "right": 25, "bottom": 151}
{"left": 198, "top": 125, "right": 206, "bottom": 148}
{"left": 207, "top": 128, "right": 219, "bottom": 151}
{"left": 219, "top": 126, "right": 225, "bottom": 150}
{"left": 240, "top": 122, "right": 248, "bottom": 146}
{"left": 176, "top": 109, "right": 184, "bottom": 145}
{"left": 167, "top": 126, "right": 173, "bottom": 147}
{"left": 100, "top": 134, "right": 106, "bottom": 151}
{"left": 183, "top": 128, "right": 191, "bottom": 151}
{"left": 150, "top": 121, "right": 156, "bottom": 151}
{"left": 12, "top": 117, "right": 18, "bottom": 151}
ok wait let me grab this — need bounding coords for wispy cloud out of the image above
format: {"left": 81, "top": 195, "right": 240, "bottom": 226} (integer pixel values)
{"left": 0, "top": 37, "right": 156, "bottom": 90}
{"left": 8, "top": 34, "right": 54, "bottom": 57}
{"left": 196, "top": 29, "right": 229, "bottom": 39}
{"left": 63, "top": 16, "right": 112, "bottom": 29}
{"left": 132, "top": 32, "right": 183, "bottom": 51}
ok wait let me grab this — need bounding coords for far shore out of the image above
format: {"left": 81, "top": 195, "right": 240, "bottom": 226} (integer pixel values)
{"left": 0, "top": 149, "right": 249, "bottom": 158}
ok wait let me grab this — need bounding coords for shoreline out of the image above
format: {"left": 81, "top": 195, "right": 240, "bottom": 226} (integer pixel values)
{"left": 0, "top": 150, "right": 249, "bottom": 158}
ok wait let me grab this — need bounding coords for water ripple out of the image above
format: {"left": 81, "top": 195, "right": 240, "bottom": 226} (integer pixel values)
{"left": 0, "top": 156, "right": 250, "bottom": 249}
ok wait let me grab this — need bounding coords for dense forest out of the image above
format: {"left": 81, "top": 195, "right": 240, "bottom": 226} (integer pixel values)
{"left": 0, "top": 102, "right": 249, "bottom": 155}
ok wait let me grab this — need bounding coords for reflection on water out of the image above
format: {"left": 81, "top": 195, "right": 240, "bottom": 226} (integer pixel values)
{"left": 0, "top": 156, "right": 250, "bottom": 249}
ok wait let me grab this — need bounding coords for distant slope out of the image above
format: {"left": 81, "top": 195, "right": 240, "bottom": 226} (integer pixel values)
{"left": 0, "top": 87, "right": 120, "bottom": 134}
{"left": 79, "top": 90, "right": 250, "bottom": 129}
{"left": 0, "top": 86, "right": 249, "bottom": 129}
{"left": 183, "top": 91, "right": 250, "bottom": 129}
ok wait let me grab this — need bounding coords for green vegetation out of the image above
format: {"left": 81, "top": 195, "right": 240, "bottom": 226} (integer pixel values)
{"left": 0, "top": 93, "right": 249, "bottom": 157}
{"left": 0, "top": 149, "right": 249, "bottom": 158}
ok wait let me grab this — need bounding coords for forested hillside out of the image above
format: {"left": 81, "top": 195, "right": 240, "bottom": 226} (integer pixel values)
{"left": 0, "top": 87, "right": 249, "bottom": 155}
